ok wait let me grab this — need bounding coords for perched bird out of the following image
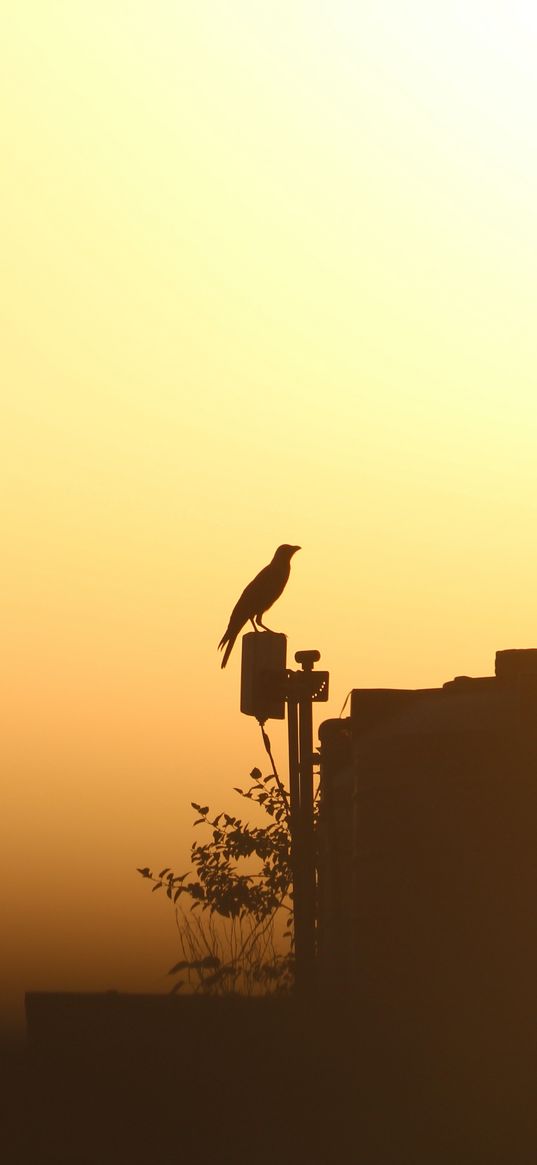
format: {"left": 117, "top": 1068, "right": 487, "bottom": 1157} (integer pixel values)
{"left": 218, "top": 544, "right": 301, "bottom": 668}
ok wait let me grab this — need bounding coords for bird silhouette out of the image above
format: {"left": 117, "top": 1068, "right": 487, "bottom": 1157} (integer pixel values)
{"left": 218, "top": 544, "right": 301, "bottom": 668}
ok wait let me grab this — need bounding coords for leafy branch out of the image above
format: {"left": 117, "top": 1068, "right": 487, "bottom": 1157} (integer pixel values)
{"left": 138, "top": 763, "right": 295, "bottom": 994}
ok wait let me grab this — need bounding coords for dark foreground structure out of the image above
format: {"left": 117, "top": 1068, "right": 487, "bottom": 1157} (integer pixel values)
{"left": 318, "top": 647, "right": 537, "bottom": 1160}
{"left": 13, "top": 648, "right": 537, "bottom": 1163}
{"left": 21, "top": 993, "right": 358, "bottom": 1165}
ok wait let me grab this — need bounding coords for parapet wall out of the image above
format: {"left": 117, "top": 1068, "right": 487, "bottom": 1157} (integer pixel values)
{"left": 318, "top": 649, "right": 537, "bottom": 1076}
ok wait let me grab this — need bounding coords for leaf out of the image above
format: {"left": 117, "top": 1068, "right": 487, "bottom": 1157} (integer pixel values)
{"left": 191, "top": 802, "right": 201, "bottom": 813}
{"left": 174, "top": 888, "right": 185, "bottom": 902}
{"left": 169, "top": 980, "right": 184, "bottom": 994}
{"left": 152, "top": 882, "right": 163, "bottom": 892}
{"left": 158, "top": 868, "right": 170, "bottom": 879}
{"left": 136, "top": 867, "right": 151, "bottom": 878}
{"left": 199, "top": 806, "right": 209, "bottom": 816}
{"left": 168, "top": 960, "right": 189, "bottom": 975}
{"left": 250, "top": 767, "right": 262, "bottom": 780}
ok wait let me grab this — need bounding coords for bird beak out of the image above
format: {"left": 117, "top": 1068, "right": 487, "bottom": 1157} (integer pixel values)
{"left": 292, "top": 546, "right": 301, "bottom": 554}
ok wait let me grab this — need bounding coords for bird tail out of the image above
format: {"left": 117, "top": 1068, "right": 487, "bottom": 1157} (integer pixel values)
{"left": 218, "top": 629, "right": 236, "bottom": 668}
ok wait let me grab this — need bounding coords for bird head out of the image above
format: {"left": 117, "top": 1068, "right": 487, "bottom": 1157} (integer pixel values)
{"left": 275, "top": 544, "right": 301, "bottom": 560}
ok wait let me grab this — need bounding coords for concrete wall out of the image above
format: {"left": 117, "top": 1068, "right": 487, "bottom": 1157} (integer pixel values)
{"left": 318, "top": 651, "right": 537, "bottom": 1148}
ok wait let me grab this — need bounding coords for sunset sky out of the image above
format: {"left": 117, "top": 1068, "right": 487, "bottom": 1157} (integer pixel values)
{"left": 3, "top": 2, "right": 537, "bottom": 1026}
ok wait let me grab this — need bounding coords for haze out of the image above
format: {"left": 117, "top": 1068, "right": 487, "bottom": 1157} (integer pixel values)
{"left": 3, "top": 2, "right": 537, "bottom": 1026}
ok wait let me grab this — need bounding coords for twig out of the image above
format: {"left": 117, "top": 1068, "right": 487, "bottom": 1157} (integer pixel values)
{"left": 259, "top": 724, "right": 291, "bottom": 822}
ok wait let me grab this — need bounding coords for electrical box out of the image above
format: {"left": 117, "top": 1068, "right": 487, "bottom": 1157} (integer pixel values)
{"left": 240, "top": 632, "right": 287, "bottom": 721}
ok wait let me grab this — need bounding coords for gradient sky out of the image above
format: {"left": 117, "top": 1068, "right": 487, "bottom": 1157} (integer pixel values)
{"left": 3, "top": 2, "right": 537, "bottom": 1026}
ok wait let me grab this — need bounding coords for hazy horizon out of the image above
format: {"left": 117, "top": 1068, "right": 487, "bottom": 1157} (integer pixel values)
{"left": 3, "top": 2, "right": 537, "bottom": 1028}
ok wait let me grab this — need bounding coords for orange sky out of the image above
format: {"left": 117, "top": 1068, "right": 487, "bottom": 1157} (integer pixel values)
{"left": 3, "top": 2, "right": 537, "bottom": 1027}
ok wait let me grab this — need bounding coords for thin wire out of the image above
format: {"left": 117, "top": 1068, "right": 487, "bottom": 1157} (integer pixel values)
{"left": 257, "top": 719, "right": 291, "bottom": 822}
{"left": 339, "top": 689, "right": 352, "bottom": 717}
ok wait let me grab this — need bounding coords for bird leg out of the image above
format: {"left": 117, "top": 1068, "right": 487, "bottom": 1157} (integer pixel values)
{"left": 255, "top": 615, "right": 277, "bottom": 633}
{"left": 250, "top": 618, "right": 260, "bottom": 632}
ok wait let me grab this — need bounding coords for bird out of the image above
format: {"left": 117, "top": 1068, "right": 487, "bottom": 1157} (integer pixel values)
{"left": 218, "top": 544, "right": 301, "bottom": 668}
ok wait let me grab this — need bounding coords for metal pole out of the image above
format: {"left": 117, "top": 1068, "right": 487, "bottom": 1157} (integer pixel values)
{"left": 288, "top": 690, "right": 305, "bottom": 991}
{"left": 288, "top": 690, "right": 300, "bottom": 830}
{"left": 287, "top": 650, "right": 325, "bottom": 997}
{"left": 298, "top": 680, "right": 316, "bottom": 992}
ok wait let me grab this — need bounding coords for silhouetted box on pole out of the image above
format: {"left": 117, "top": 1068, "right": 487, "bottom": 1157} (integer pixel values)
{"left": 240, "top": 632, "right": 287, "bottom": 721}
